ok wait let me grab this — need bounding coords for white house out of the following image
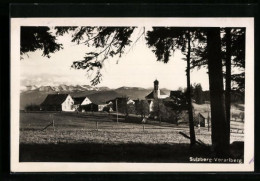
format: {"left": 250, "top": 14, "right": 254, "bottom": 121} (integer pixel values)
{"left": 40, "top": 94, "right": 75, "bottom": 112}
{"left": 73, "top": 97, "right": 92, "bottom": 106}
{"left": 73, "top": 96, "right": 92, "bottom": 111}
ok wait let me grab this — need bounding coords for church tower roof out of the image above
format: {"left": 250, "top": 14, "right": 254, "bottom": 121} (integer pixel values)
{"left": 145, "top": 79, "right": 168, "bottom": 99}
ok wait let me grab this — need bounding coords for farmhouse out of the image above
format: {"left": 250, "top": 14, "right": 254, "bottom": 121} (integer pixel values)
{"left": 145, "top": 79, "right": 168, "bottom": 112}
{"left": 197, "top": 112, "right": 211, "bottom": 127}
{"left": 73, "top": 96, "right": 92, "bottom": 106}
{"left": 73, "top": 96, "right": 111, "bottom": 112}
{"left": 40, "top": 94, "right": 74, "bottom": 112}
{"left": 73, "top": 96, "right": 92, "bottom": 110}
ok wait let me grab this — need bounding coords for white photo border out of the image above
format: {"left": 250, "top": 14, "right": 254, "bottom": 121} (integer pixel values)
{"left": 11, "top": 18, "right": 254, "bottom": 172}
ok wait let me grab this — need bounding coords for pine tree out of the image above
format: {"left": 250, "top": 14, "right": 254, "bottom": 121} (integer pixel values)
{"left": 146, "top": 27, "right": 196, "bottom": 146}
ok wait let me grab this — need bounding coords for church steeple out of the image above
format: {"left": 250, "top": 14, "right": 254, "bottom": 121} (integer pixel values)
{"left": 153, "top": 79, "right": 160, "bottom": 99}
{"left": 154, "top": 79, "right": 159, "bottom": 91}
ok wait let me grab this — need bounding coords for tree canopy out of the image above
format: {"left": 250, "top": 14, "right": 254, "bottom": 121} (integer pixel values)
{"left": 20, "top": 27, "right": 63, "bottom": 58}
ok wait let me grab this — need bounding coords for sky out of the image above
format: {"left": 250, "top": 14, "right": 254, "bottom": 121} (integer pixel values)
{"left": 20, "top": 27, "right": 210, "bottom": 90}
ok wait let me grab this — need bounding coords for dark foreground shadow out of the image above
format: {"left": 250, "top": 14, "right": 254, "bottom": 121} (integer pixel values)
{"left": 19, "top": 142, "right": 243, "bottom": 163}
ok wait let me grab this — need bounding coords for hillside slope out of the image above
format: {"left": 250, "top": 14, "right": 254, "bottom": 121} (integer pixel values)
{"left": 20, "top": 85, "right": 172, "bottom": 110}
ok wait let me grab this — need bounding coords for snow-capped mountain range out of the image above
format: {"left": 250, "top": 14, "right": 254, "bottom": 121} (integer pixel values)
{"left": 20, "top": 84, "right": 111, "bottom": 93}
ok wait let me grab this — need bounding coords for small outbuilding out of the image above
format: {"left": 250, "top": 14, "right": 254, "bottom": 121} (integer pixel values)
{"left": 81, "top": 103, "right": 99, "bottom": 112}
{"left": 197, "top": 112, "right": 211, "bottom": 127}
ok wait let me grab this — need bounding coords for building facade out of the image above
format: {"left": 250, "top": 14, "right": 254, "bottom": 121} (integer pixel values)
{"left": 40, "top": 94, "right": 75, "bottom": 112}
{"left": 145, "top": 79, "right": 168, "bottom": 112}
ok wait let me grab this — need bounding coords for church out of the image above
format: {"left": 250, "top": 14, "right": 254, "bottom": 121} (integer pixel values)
{"left": 145, "top": 79, "right": 169, "bottom": 112}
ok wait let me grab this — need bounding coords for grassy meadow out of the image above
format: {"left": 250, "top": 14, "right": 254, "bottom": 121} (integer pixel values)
{"left": 19, "top": 111, "right": 244, "bottom": 162}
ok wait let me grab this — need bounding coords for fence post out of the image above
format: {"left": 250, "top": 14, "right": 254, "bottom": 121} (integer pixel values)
{"left": 53, "top": 119, "right": 55, "bottom": 131}
{"left": 116, "top": 99, "right": 118, "bottom": 124}
{"left": 52, "top": 119, "right": 57, "bottom": 143}
{"left": 207, "top": 111, "right": 210, "bottom": 132}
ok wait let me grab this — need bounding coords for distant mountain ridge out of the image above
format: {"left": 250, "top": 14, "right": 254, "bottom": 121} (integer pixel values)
{"left": 20, "top": 85, "right": 171, "bottom": 110}
{"left": 21, "top": 84, "right": 110, "bottom": 93}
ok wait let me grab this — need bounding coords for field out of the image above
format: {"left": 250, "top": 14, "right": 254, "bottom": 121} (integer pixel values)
{"left": 19, "top": 112, "right": 244, "bottom": 162}
{"left": 193, "top": 103, "right": 244, "bottom": 121}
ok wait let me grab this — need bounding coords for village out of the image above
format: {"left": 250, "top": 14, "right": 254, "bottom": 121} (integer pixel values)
{"left": 23, "top": 79, "right": 245, "bottom": 132}
{"left": 19, "top": 78, "right": 245, "bottom": 162}
{"left": 38, "top": 80, "right": 210, "bottom": 127}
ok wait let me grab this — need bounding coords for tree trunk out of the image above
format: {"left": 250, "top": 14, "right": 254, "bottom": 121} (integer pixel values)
{"left": 207, "top": 28, "right": 229, "bottom": 156}
{"left": 186, "top": 30, "right": 196, "bottom": 147}
{"left": 225, "top": 28, "right": 231, "bottom": 145}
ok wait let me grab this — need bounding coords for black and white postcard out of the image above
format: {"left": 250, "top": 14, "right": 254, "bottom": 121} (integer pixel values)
{"left": 11, "top": 18, "right": 254, "bottom": 172}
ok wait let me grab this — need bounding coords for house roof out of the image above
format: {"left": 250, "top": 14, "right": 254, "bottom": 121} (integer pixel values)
{"left": 41, "top": 94, "right": 69, "bottom": 106}
{"left": 199, "top": 112, "right": 211, "bottom": 119}
{"left": 81, "top": 102, "right": 98, "bottom": 107}
{"left": 145, "top": 92, "right": 154, "bottom": 99}
{"left": 116, "top": 97, "right": 129, "bottom": 101}
{"left": 106, "top": 97, "right": 129, "bottom": 103}
{"left": 160, "top": 90, "right": 167, "bottom": 95}
{"left": 73, "top": 97, "right": 86, "bottom": 105}
{"left": 145, "top": 90, "right": 167, "bottom": 99}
